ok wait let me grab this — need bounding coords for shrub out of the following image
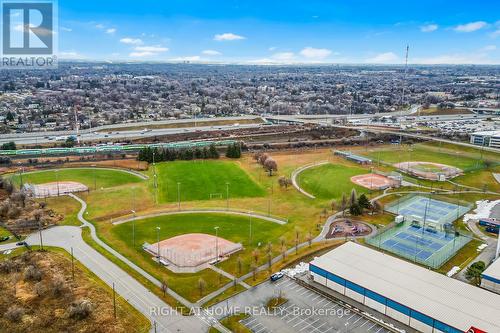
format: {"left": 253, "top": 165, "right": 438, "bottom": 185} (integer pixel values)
{"left": 24, "top": 265, "right": 42, "bottom": 282}
{"left": 4, "top": 305, "right": 25, "bottom": 322}
{"left": 68, "top": 299, "right": 93, "bottom": 320}
{"left": 50, "top": 276, "right": 68, "bottom": 298}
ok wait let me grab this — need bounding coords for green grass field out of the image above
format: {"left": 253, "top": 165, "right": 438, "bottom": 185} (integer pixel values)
{"left": 362, "top": 144, "right": 486, "bottom": 171}
{"left": 111, "top": 213, "right": 281, "bottom": 301}
{"left": 154, "top": 160, "right": 265, "bottom": 202}
{"left": 297, "top": 163, "right": 368, "bottom": 199}
{"left": 11, "top": 168, "right": 144, "bottom": 189}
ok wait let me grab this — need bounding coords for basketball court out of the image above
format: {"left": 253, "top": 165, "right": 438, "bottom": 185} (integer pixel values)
{"left": 144, "top": 233, "right": 242, "bottom": 273}
{"left": 351, "top": 173, "right": 399, "bottom": 190}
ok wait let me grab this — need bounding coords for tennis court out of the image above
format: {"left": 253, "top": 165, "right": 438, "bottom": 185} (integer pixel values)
{"left": 385, "top": 195, "right": 471, "bottom": 226}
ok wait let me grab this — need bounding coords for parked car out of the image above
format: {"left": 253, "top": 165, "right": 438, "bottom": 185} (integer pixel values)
{"left": 16, "top": 241, "right": 27, "bottom": 246}
{"left": 270, "top": 272, "right": 284, "bottom": 282}
{"left": 0, "top": 236, "right": 9, "bottom": 242}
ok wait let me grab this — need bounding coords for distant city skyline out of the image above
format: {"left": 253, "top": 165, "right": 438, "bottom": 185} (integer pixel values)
{"left": 56, "top": 0, "right": 500, "bottom": 64}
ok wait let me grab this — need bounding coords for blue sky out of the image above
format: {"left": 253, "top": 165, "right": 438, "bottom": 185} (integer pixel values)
{"left": 56, "top": 0, "right": 500, "bottom": 64}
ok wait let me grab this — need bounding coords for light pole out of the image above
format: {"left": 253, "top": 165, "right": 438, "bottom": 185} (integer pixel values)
{"left": 154, "top": 174, "right": 158, "bottom": 205}
{"left": 156, "top": 226, "right": 161, "bottom": 265}
{"left": 249, "top": 212, "right": 253, "bottom": 245}
{"left": 92, "top": 164, "right": 97, "bottom": 191}
{"left": 225, "top": 182, "right": 230, "bottom": 210}
{"left": 131, "top": 210, "right": 136, "bottom": 248}
{"left": 19, "top": 167, "right": 24, "bottom": 188}
{"left": 55, "top": 170, "right": 60, "bottom": 196}
{"left": 177, "top": 182, "right": 181, "bottom": 211}
{"left": 214, "top": 226, "right": 220, "bottom": 261}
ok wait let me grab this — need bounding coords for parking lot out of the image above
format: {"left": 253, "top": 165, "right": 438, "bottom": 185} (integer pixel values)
{"left": 209, "top": 277, "right": 399, "bottom": 333}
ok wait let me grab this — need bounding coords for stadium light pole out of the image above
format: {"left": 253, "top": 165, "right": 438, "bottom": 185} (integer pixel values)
{"left": 177, "top": 182, "right": 181, "bottom": 211}
{"left": 214, "top": 226, "right": 219, "bottom": 261}
{"left": 225, "top": 182, "right": 230, "bottom": 210}
{"left": 131, "top": 210, "right": 136, "bottom": 248}
{"left": 92, "top": 164, "right": 97, "bottom": 191}
{"left": 55, "top": 170, "right": 60, "bottom": 196}
{"left": 19, "top": 167, "right": 24, "bottom": 188}
{"left": 156, "top": 226, "right": 161, "bottom": 265}
{"left": 249, "top": 212, "right": 253, "bottom": 245}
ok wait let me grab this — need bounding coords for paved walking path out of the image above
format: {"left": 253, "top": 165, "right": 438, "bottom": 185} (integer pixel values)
{"left": 112, "top": 208, "right": 287, "bottom": 225}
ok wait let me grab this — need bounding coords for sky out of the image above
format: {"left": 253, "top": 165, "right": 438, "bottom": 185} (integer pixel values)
{"left": 54, "top": 0, "right": 500, "bottom": 64}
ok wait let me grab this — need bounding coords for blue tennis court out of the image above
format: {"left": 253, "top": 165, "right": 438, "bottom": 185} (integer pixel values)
{"left": 385, "top": 195, "right": 471, "bottom": 226}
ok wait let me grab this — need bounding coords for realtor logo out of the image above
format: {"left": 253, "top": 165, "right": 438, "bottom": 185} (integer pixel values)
{"left": 1, "top": 0, "right": 57, "bottom": 68}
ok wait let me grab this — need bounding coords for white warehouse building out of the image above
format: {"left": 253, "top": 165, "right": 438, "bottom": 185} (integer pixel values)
{"left": 309, "top": 242, "right": 500, "bottom": 333}
{"left": 481, "top": 258, "right": 500, "bottom": 294}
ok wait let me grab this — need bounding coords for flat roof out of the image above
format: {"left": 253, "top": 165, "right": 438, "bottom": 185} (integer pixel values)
{"left": 310, "top": 242, "right": 500, "bottom": 332}
{"left": 483, "top": 257, "right": 500, "bottom": 282}
{"left": 471, "top": 130, "right": 500, "bottom": 137}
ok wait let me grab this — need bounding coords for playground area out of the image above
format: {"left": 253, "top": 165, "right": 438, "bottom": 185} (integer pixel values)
{"left": 366, "top": 220, "right": 471, "bottom": 268}
{"left": 385, "top": 194, "right": 472, "bottom": 227}
{"left": 144, "top": 233, "right": 242, "bottom": 273}
{"left": 350, "top": 173, "right": 400, "bottom": 190}
{"left": 23, "top": 181, "right": 88, "bottom": 198}
{"left": 325, "top": 219, "right": 373, "bottom": 239}
{"left": 394, "top": 161, "right": 463, "bottom": 181}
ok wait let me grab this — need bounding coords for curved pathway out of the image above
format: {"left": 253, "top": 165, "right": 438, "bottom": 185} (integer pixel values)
{"left": 112, "top": 209, "right": 287, "bottom": 225}
{"left": 291, "top": 161, "right": 329, "bottom": 199}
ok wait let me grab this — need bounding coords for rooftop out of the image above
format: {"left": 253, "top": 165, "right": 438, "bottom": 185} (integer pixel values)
{"left": 471, "top": 130, "right": 500, "bottom": 136}
{"left": 483, "top": 257, "right": 500, "bottom": 282}
{"left": 310, "top": 242, "right": 500, "bottom": 332}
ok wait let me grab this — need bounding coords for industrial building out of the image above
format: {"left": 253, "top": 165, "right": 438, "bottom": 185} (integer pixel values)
{"left": 309, "top": 242, "right": 500, "bottom": 333}
{"left": 469, "top": 130, "right": 500, "bottom": 148}
{"left": 482, "top": 258, "right": 500, "bottom": 294}
{"left": 333, "top": 150, "right": 372, "bottom": 164}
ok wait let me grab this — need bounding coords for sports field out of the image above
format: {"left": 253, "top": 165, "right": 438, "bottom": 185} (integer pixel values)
{"left": 297, "top": 163, "right": 368, "bottom": 199}
{"left": 11, "top": 168, "right": 144, "bottom": 189}
{"left": 154, "top": 160, "right": 265, "bottom": 202}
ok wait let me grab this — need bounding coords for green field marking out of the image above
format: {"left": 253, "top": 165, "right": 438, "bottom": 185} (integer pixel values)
{"left": 10, "top": 168, "right": 144, "bottom": 189}
{"left": 297, "top": 163, "right": 368, "bottom": 199}
{"left": 154, "top": 160, "right": 266, "bottom": 202}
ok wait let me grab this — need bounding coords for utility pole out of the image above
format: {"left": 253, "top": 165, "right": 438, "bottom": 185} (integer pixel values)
{"left": 38, "top": 220, "right": 43, "bottom": 250}
{"left": 226, "top": 182, "right": 230, "bottom": 210}
{"left": 55, "top": 170, "right": 60, "bottom": 196}
{"left": 249, "top": 212, "right": 253, "bottom": 245}
{"left": 156, "top": 226, "right": 161, "bottom": 265}
{"left": 112, "top": 282, "right": 117, "bottom": 319}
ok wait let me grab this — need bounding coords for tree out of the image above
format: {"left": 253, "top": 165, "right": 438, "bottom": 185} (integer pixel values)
{"left": 63, "top": 136, "right": 77, "bottom": 148}
{"left": 465, "top": 261, "right": 486, "bottom": 286}
{"left": 358, "top": 194, "right": 371, "bottom": 210}
{"left": 340, "top": 193, "right": 347, "bottom": 217}
{"left": 208, "top": 144, "right": 219, "bottom": 159}
{"left": 258, "top": 153, "right": 269, "bottom": 165}
{"left": 349, "top": 188, "right": 357, "bottom": 207}
{"left": 225, "top": 143, "right": 241, "bottom": 158}
{"left": 1, "top": 141, "right": 16, "bottom": 150}
{"left": 264, "top": 158, "right": 278, "bottom": 176}
{"left": 251, "top": 263, "right": 258, "bottom": 281}
{"left": 278, "top": 176, "right": 292, "bottom": 189}
{"left": 330, "top": 200, "right": 337, "bottom": 212}
{"left": 252, "top": 249, "right": 260, "bottom": 264}
{"left": 198, "top": 278, "right": 206, "bottom": 296}
{"left": 371, "top": 200, "right": 382, "bottom": 214}
{"left": 349, "top": 202, "right": 363, "bottom": 216}
{"left": 161, "top": 280, "right": 168, "bottom": 296}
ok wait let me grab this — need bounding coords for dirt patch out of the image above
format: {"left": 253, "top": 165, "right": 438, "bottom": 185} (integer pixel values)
{"left": 325, "top": 219, "right": 373, "bottom": 239}
{"left": 394, "top": 161, "right": 462, "bottom": 180}
{"left": 351, "top": 173, "right": 399, "bottom": 190}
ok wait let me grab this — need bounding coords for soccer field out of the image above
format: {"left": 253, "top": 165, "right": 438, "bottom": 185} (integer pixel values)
{"left": 154, "top": 160, "right": 266, "bottom": 202}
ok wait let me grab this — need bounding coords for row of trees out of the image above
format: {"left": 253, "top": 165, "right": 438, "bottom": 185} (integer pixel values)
{"left": 253, "top": 152, "right": 278, "bottom": 176}
{"left": 137, "top": 144, "right": 220, "bottom": 163}
{"left": 225, "top": 143, "right": 242, "bottom": 158}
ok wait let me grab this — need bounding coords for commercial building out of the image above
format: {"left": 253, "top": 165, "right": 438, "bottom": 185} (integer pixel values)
{"left": 333, "top": 150, "right": 372, "bottom": 164}
{"left": 482, "top": 258, "right": 500, "bottom": 294}
{"left": 309, "top": 242, "right": 500, "bottom": 333}
{"left": 469, "top": 130, "right": 500, "bottom": 148}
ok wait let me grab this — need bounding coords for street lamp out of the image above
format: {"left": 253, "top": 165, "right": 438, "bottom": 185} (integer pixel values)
{"left": 249, "top": 212, "right": 253, "bottom": 245}
{"left": 214, "top": 226, "right": 220, "bottom": 261}
{"left": 55, "top": 170, "right": 60, "bottom": 196}
{"left": 156, "top": 226, "right": 161, "bottom": 265}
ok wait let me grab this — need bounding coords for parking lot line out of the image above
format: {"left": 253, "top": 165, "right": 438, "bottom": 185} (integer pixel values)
{"left": 375, "top": 327, "right": 384, "bottom": 333}
{"left": 311, "top": 294, "right": 322, "bottom": 301}
{"left": 310, "top": 321, "right": 328, "bottom": 333}
{"left": 289, "top": 284, "right": 302, "bottom": 291}
{"left": 366, "top": 322, "right": 378, "bottom": 330}
{"left": 316, "top": 298, "right": 328, "bottom": 306}
{"left": 347, "top": 313, "right": 358, "bottom": 321}
{"left": 351, "top": 315, "right": 364, "bottom": 326}
{"left": 298, "top": 318, "right": 321, "bottom": 331}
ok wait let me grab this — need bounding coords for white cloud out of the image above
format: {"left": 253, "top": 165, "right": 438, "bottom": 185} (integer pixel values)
{"left": 59, "top": 51, "right": 84, "bottom": 59}
{"left": 213, "top": 33, "right": 245, "bottom": 41}
{"left": 170, "top": 56, "right": 202, "bottom": 61}
{"left": 129, "top": 51, "right": 156, "bottom": 57}
{"left": 491, "top": 29, "right": 500, "bottom": 38}
{"left": 268, "top": 46, "right": 277, "bottom": 51}
{"left": 134, "top": 46, "right": 168, "bottom": 52}
{"left": 95, "top": 24, "right": 105, "bottom": 29}
{"left": 120, "top": 37, "right": 143, "bottom": 45}
{"left": 272, "top": 52, "right": 295, "bottom": 61}
{"left": 420, "top": 24, "right": 438, "bottom": 32}
{"left": 106, "top": 28, "right": 116, "bottom": 34}
{"left": 481, "top": 45, "right": 497, "bottom": 51}
{"left": 300, "top": 47, "right": 332, "bottom": 59}
{"left": 61, "top": 27, "right": 72, "bottom": 32}
{"left": 202, "top": 50, "right": 222, "bottom": 56}
{"left": 412, "top": 53, "right": 497, "bottom": 65}
{"left": 365, "top": 52, "right": 399, "bottom": 64}
{"left": 454, "top": 21, "right": 487, "bottom": 32}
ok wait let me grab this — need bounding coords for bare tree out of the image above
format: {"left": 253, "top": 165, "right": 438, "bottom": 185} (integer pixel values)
{"left": 252, "top": 249, "right": 260, "bottom": 264}
{"left": 237, "top": 255, "right": 243, "bottom": 275}
{"left": 161, "top": 280, "right": 168, "bottom": 296}
{"left": 251, "top": 263, "right": 258, "bottom": 281}
{"left": 278, "top": 176, "right": 292, "bottom": 189}
{"left": 264, "top": 158, "right": 278, "bottom": 176}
